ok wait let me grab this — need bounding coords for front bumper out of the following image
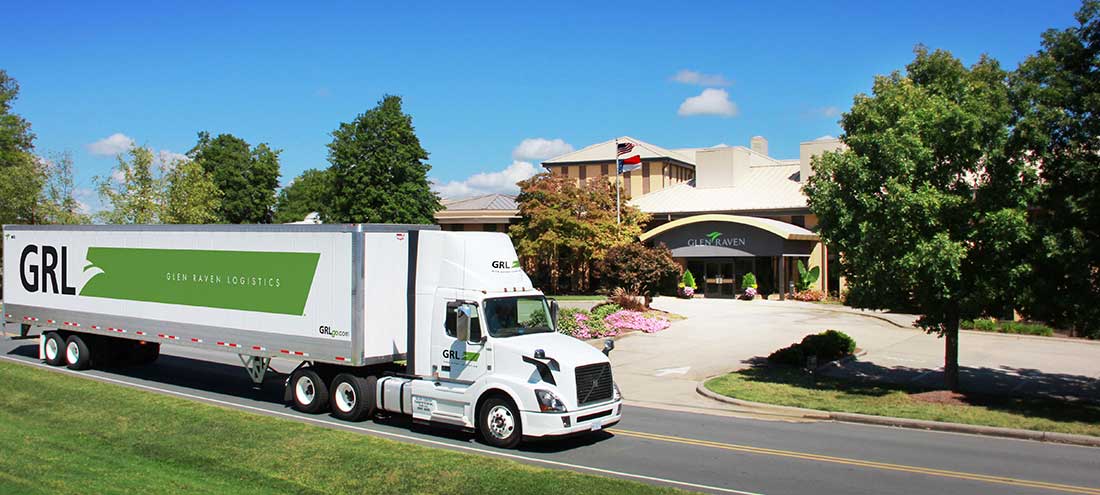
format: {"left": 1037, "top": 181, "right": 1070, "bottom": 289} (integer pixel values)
{"left": 521, "top": 399, "right": 623, "bottom": 438}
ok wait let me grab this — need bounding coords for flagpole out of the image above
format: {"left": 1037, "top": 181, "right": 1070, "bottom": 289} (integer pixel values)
{"left": 615, "top": 138, "right": 621, "bottom": 225}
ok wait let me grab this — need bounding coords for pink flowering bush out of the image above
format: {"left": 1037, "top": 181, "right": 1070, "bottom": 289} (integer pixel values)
{"left": 603, "top": 310, "right": 671, "bottom": 334}
{"left": 557, "top": 306, "right": 672, "bottom": 340}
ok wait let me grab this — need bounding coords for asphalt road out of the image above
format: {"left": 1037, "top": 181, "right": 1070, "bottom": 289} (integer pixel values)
{"left": 1, "top": 335, "right": 1097, "bottom": 495}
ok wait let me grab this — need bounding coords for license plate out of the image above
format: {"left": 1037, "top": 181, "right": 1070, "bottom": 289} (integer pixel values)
{"left": 590, "top": 422, "right": 602, "bottom": 431}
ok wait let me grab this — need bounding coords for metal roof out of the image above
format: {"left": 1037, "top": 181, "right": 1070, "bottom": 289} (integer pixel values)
{"left": 542, "top": 136, "right": 696, "bottom": 167}
{"left": 440, "top": 193, "right": 518, "bottom": 211}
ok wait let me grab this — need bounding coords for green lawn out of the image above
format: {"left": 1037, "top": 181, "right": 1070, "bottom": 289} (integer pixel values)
{"left": 0, "top": 361, "right": 682, "bottom": 495}
{"left": 547, "top": 295, "right": 607, "bottom": 301}
{"left": 705, "top": 366, "right": 1100, "bottom": 437}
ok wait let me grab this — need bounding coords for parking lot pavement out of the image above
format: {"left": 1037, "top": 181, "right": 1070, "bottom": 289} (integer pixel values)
{"left": 611, "top": 297, "right": 1100, "bottom": 407}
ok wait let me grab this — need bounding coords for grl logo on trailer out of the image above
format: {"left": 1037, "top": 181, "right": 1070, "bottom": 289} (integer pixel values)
{"left": 20, "top": 244, "right": 321, "bottom": 316}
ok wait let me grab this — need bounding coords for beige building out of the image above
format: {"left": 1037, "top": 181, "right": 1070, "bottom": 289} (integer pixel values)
{"left": 434, "top": 193, "right": 519, "bottom": 232}
{"left": 435, "top": 135, "right": 845, "bottom": 299}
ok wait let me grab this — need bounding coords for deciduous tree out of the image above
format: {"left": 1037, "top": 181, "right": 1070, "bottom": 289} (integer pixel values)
{"left": 510, "top": 173, "right": 648, "bottom": 294}
{"left": 274, "top": 168, "right": 334, "bottom": 224}
{"left": 96, "top": 146, "right": 164, "bottom": 224}
{"left": 327, "top": 95, "right": 440, "bottom": 224}
{"left": 1011, "top": 1, "right": 1100, "bottom": 338}
{"left": 0, "top": 69, "right": 42, "bottom": 296}
{"left": 188, "top": 132, "right": 280, "bottom": 223}
{"left": 805, "top": 48, "right": 1033, "bottom": 391}
{"left": 163, "top": 158, "right": 222, "bottom": 224}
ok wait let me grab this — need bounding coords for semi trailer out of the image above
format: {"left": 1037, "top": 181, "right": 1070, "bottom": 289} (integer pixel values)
{"left": 2, "top": 224, "right": 621, "bottom": 447}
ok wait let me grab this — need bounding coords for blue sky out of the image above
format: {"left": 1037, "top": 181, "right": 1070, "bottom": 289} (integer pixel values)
{"left": 1, "top": 0, "right": 1082, "bottom": 206}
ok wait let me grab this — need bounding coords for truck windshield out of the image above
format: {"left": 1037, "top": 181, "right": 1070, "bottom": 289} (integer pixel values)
{"left": 483, "top": 296, "right": 555, "bottom": 338}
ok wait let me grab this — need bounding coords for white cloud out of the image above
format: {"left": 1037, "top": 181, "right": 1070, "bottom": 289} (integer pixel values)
{"left": 815, "top": 135, "right": 837, "bottom": 141}
{"left": 87, "top": 133, "right": 135, "bottom": 156}
{"left": 820, "top": 106, "right": 841, "bottom": 117}
{"left": 678, "top": 88, "right": 738, "bottom": 118}
{"left": 671, "top": 69, "right": 732, "bottom": 87}
{"left": 432, "top": 160, "right": 540, "bottom": 199}
{"left": 512, "top": 138, "right": 574, "bottom": 161}
{"left": 155, "top": 150, "right": 190, "bottom": 171}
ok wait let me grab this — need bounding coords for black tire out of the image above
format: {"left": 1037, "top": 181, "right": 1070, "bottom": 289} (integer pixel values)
{"left": 329, "top": 373, "right": 375, "bottom": 422}
{"left": 43, "top": 332, "right": 66, "bottom": 366}
{"left": 64, "top": 334, "right": 93, "bottom": 370}
{"left": 289, "top": 368, "right": 329, "bottom": 413}
{"left": 478, "top": 396, "right": 522, "bottom": 448}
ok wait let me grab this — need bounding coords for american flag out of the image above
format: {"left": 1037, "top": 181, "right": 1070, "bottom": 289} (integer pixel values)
{"left": 616, "top": 142, "right": 635, "bottom": 156}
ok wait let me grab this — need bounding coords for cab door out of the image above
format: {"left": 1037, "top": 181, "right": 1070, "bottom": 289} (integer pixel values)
{"left": 430, "top": 297, "right": 491, "bottom": 385}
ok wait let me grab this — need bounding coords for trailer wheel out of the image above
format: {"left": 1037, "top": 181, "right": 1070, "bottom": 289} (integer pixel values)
{"left": 43, "top": 332, "right": 66, "bottom": 366}
{"left": 478, "top": 396, "right": 522, "bottom": 448}
{"left": 330, "top": 373, "right": 374, "bottom": 422}
{"left": 290, "top": 368, "right": 329, "bottom": 413}
{"left": 64, "top": 334, "right": 93, "bottom": 370}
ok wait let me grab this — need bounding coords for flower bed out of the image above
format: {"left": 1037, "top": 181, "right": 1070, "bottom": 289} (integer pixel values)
{"left": 557, "top": 303, "right": 671, "bottom": 340}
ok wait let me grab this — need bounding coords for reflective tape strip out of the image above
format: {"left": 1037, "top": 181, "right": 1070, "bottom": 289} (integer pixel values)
{"left": 135, "top": 331, "right": 146, "bottom": 336}
{"left": 294, "top": 351, "right": 308, "bottom": 357}
{"left": 3, "top": 314, "right": 11, "bottom": 318}
{"left": 190, "top": 338, "right": 202, "bottom": 343}
{"left": 109, "top": 328, "right": 125, "bottom": 334}
{"left": 334, "top": 356, "right": 347, "bottom": 361}
{"left": 24, "top": 316, "right": 38, "bottom": 322}
{"left": 46, "top": 319, "right": 56, "bottom": 324}
{"left": 63, "top": 321, "right": 80, "bottom": 327}
{"left": 279, "top": 349, "right": 290, "bottom": 354}
{"left": 217, "top": 342, "right": 241, "bottom": 348}
{"left": 251, "top": 345, "right": 265, "bottom": 351}
{"left": 91, "top": 325, "right": 101, "bottom": 330}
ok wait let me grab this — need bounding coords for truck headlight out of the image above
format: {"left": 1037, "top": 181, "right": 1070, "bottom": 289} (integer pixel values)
{"left": 613, "top": 383, "right": 622, "bottom": 401}
{"left": 535, "top": 389, "right": 567, "bottom": 412}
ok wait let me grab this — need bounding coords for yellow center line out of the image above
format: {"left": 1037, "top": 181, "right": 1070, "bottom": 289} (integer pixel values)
{"left": 615, "top": 429, "right": 1100, "bottom": 495}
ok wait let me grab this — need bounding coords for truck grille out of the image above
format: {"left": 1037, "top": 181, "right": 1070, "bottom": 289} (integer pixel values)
{"left": 575, "top": 362, "right": 613, "bottom": 406}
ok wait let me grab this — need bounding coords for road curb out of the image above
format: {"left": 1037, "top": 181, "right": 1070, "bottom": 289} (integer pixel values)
{"left": 695, "top": 381, "right": 1100, "bottom": 448}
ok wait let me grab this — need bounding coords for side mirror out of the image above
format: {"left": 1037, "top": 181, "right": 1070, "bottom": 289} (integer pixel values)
{"left": 455, "top": 305, "right": 472, "bottom": 342}
{"left": 549, "top": 298, "right": 560, "bottom": 329}
{"left": 602, "top": 338, "right": 615, "bottom": 356}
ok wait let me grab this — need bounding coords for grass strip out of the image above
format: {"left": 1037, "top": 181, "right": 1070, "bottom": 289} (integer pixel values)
{"left": 705, "top": 366, "right": 1100, "bottom": 437}
{"left": 0, "top": 361, "right": 681, "bottom": 495}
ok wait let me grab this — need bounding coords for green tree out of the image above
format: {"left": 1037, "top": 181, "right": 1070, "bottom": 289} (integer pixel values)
{"left": 96, "top": 146, "right": 164, "bottom": 224}
{"left": 0, "top": 69, "right": 43, "bottom": 297}
{"left": 805, "top": 48, "right": 1033, "bottom": 391}
{"left": 274, "top": 168, "right": 334, "bottom": 223}
{"left": 163, "top": 158, "right": 222, "bottom": 224}
{"left": 510, "top": 173, "right": 648, "bottom": 294}
{"left": 188, "top": 132, "right": 280, "bottom": 223}
{"left": 327, "top": 95, "right": 440, "bottom": 223}
{"left": 39, "top": 151, "right": 90, "bottom": 225}
{"left": 1011, "top": 1, "right": 1100, "bottom": 338}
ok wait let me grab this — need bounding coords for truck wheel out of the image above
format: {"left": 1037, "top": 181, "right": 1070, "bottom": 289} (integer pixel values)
{"left": 64, "top": 334, "right": 93, "bottom": 370}
{"left": 290, "top": 368, "right": 329, "bottom": 413}
{"left": 43, "top": 332, "right": 66, "bottom": 366}
{"left": 478, "top": 396, "right": 522, "bottom": 448}
{"left": 330, "top": 373, "right": 374, "bottom": 422}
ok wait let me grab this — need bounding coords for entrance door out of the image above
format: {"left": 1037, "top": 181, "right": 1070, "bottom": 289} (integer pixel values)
{"left": 704, "top": 261, "right": 735, "bottom": 297}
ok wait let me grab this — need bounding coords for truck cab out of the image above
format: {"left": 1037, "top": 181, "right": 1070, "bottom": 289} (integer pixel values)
{"left": 394, "top": 231, "right": 622, "bottom": 447}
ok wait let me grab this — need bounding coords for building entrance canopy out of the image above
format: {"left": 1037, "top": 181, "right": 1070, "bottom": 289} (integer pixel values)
{"left": 639, "top": 214, "right": 819, "bottom": 258}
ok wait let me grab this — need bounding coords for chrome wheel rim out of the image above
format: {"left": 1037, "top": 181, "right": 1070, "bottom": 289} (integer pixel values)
{"left": 66, "top": 341, "right": 79, "bottom": 364}
{"left": 295, "top": 376, "right": 316, "bottom": 405}
{"left": 487, "top": 405, "right": 515, "bottom": 440}
{"left": 334, "top": 382, "right": 356, "bottom": 413}
{"left": 45, "top": 338, "right": 59, "bottom": 361}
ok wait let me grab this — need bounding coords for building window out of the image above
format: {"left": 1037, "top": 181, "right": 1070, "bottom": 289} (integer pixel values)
{"left": 580, "top": 164, "right": 587, "bottom": 181}
{"left": 791, "top": 215, "right": 806, "bottom": 228}
{"left": 483, "top": 223, "right": 498, "bottom": 232}
{"left": 601, "top": 163, "right": 608, "bottom": 177}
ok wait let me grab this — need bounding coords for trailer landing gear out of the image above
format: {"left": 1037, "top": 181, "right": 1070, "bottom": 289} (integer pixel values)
{"left": 239, "top": 355, "right": 272, "bottom": 384}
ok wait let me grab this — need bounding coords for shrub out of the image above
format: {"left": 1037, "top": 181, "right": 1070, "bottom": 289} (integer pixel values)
{"left": 767, "top": 330, "right": 856, "bottom": 367}
{"left": 590, "top": 303, "right": 622, "bottom": 321}
{"left": 556, "top": 308, "right": 584, "bottom": 335}
{"left": 595, "top": 244, "right": 681, "bottom": 298}
{"left": 681, "top": 269, "right": 697, "bottom": 289}
{"left": 741, "top": 272, "right": 757, "bottom": 289}
{"left": 961, "top": 319, "right": 1055, "bottom": 337}
{"left": 609, "top": 287, "right": 646, "bottom": 311}
{"left": 791, "top": 289, "right": 826, "bottom": 301}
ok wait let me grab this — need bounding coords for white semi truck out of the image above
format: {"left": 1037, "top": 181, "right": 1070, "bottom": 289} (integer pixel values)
{"left": 2, "top": 224, "right": 621, "bottom": 447}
